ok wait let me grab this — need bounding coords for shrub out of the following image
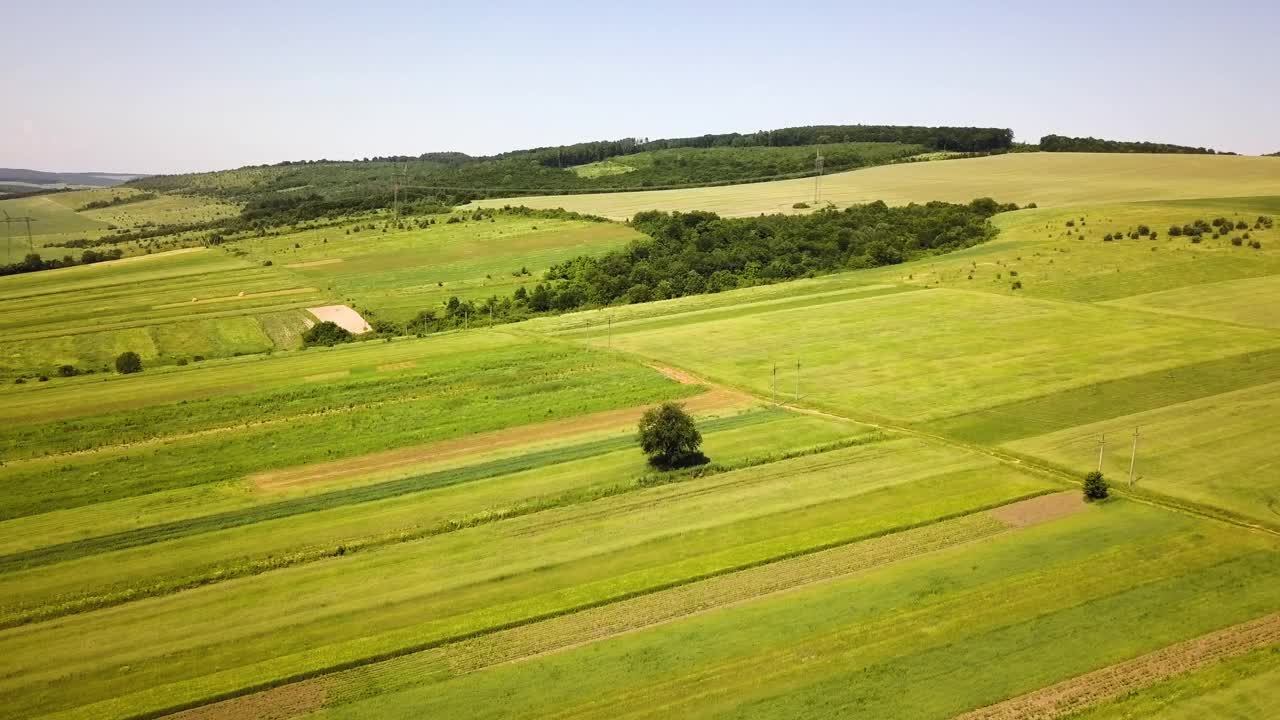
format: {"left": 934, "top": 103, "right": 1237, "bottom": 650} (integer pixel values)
{"left": 1103, "top": 233, "right": 1114, "bottom": 242}
{"left": 1249, "top": 240, "right": 1262, "bottom": 249}
{"left": 302, "top": 321, "right": 354, "bottom": 347}
{"left": 1211, "top": 217, "right": 1227, "bottom": 227}
{"left": 37, "top": 375, "right": 49, "bottom": 382}
{"left": 177, "top": 357, "right": 190, "bottom": 366}
{"left": 1010, "top": 280, "right": 1023, "bottom": 290}
{"left": 1137, "top": 224, "right": 1150, "bottom": 236}
{"left": 56, "top": 365, "right": 78, "bottom": 377}
{"left": 1065, "top": 220, "right": 1075, "bottom": 227}
{"left": 114, "top": 351, "right": 143, "bottom": 375}
{"left": 1083, "top": 471, "right": 1109, "bottom": 500}
{"left": 1232, "top": 237, "right": 1243, "bottom": 246}
{"left": 1168, "top": 225, "right": 1182, "bottom": 236}
{"left": 792, "top": 202, "right": 810, "bottom": 209}
{"left": 1236, "top": 221, "right": 1249, "bottom": 230}
{"left": 638, "top": 402, "right": 708, "bottom": 470}
{"left": 193, "top": 355, "right": 205, "bottom": 362}
{"left": 262, "top": 260, "right": 273, "bottom": 266}
{"left": 1191, "top": 236, "right": 1202, "bottom": 244}
{"left": 14, "top": 377, "right": 25, "bottom": 384}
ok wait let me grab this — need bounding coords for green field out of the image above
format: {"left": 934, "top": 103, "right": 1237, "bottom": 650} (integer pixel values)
{"left": 473, "top": 152, "right": 1280, "bottom": 218}
{"left": 236, "top": 213, "right": 644, "bottom": 322}
{"left": 3, "top": 153, "right": 1280, "bottom": 718}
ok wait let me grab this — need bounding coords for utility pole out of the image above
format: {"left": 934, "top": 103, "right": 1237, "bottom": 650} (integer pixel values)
{"left": 813, "top": 150, "right": 824, "bottom": 205}
{"left": 1, "top": 212, "right": 36, "bottom": 256}
{"left": 1096, "top": 433, "right": 1106, "bottom": 472}
{"left": 772, "top": 362, "right": 778, "bottom": 406}
{"left": 607, "top": 314, "right": 613, "bottom": 349}
{"left": 1128, "top": 427, "right": 1140, "bottom": 487}
{"left": 795, "top": 359, "right": 800, "bottom": 402}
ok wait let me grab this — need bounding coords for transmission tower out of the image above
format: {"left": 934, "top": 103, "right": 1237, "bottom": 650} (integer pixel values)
{"left": 813, "top": 150, "right": 824, "bottom": 204}
{"left": 1, "top": 211, "right": 36, "bottom": 260}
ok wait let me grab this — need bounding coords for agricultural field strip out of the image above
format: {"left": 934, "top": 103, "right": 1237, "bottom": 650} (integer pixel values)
{"left": 0, "top": 445, "right": 1046, "bottom": 719}
{"left": 0, "top": 258, "right": 252, "bottom": 302}
{"left": 953, "top": 611, "right": 1280, "bottom": 720}
{"left": 559, "top": 284, "right": 919, "bottom": 339}
{"left": 924, "top": 347, "right": 1280, "bottom": 444}
{"left": 172, "top": 511, "right": 1021, "bottom": 720}
{"left": 0, "top": 419, "right": 863, "bottom": 627}
{"left": 4, "top": 301, "right": 321, "bottom": 343}
{"left": 0, "top": 411, "right": 781, "bottom": 573}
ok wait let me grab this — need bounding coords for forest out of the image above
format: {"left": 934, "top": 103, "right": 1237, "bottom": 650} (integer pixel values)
{"left": 1039, "top": 134, "right": 1233, "bottom": 155}
{"left": 398, "top": 199, "right": 1012, "bottom": 335}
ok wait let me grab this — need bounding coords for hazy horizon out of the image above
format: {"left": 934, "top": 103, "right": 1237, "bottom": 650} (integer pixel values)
{"left": 8, "top": 0, "right": 1279, "bottom": 175}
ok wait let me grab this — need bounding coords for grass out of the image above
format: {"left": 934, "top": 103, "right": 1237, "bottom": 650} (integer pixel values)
{"left": 306, "top": 502, "right": 1280, "bottom": 720}
{"left": 589, "top": 286, "right": 1280, "bottom": 424}
{"left": 1067, "top": 646, "right": 1280, "bottom": 719}
{"left": 1106, "top": 273, "right": 1280, "bottom": 328}
{"left": 0, "top": 438, "right": 1051, "bottom": 719}
{"left": 0, "top": 333, "right": 694, "bottom": 518}
{"left": 235, "top": 214, "right": 642, "bottom": 322}
{"left": 471, "top": 153, "right": 1280, "bottom": 219}
{"left": 1010, "top": 379, "right": 1280, "bottom": 528}
{"left": 0, "top": 248, "right": 325, "bottom": 375}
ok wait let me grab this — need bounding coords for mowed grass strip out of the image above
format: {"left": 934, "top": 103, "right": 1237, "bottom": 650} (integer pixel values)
{"left": 0, "top": 415, "right": 863, "bottom": 625}
{"left": 1009, "top": 379, "right": 1280, "bottom": 528}
{"left": 593, "top": 286, "right": 1280, "bottom": 424}
{"left": 925, "top": 347, "right": 1280, "bottom": 444}
{"left": 0, "top": 410, "right": 782, "bottom": 574}
{"left": 300, "top": 503, "right": 1280, "bottom": 720}
{"left": 1065, "top": 645, "right": 1280, "bottom": 720}
{"left": 0, "top": 335, "right": 694, "bottom": 518}
{"left": 955, "top": 612, "right": 1280, "bottom": 720}
{"left": 180, "top": 510, "right": 1020, "bottom": 719}
{"left": 0, "top": 439, "right": 1051, "bottom": 720}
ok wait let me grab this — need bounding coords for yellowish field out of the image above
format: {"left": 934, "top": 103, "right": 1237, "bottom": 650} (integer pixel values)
{"left": 471, "top": 153, "right": 1280, "bottom": 219}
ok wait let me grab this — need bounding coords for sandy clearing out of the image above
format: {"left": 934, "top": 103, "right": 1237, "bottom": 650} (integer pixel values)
{"left": 308, "top": 305, "right": 372, "bottom": 333}
{"left": 285, "top": 258, "right": 344, "bottom": 268}
{"left": 252, "top": 388, "right": 755, "bottom": 492}
{"left": 954, "top": 611, "right": 1280, "bottom": 720}
{"left": 376, "top": 360, "right": 416, "bottom": 372}
{"left": 153, "top": 287, "right": 317, "bottom": 309}
{"left": 988, "top": 491, "right": 1086, "bottom": 528}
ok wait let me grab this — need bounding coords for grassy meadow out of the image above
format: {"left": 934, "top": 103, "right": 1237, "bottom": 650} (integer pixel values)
{"left": 2, "top": 153, "right": 1280, "bottom": 719}
{"left": 473, "top": 152, "right": 1280, "bottom": 218}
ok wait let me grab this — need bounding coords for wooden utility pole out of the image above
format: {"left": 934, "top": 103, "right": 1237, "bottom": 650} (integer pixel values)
{"left": 772, "top": 362, "right": 778, "bottom": 406}
{"left": 1128, "top": 427, "right": 1140, "bottom": 487}
{"left": 1096, "top": 433, "right": 1106, "bottom": 472}
{"left": 795, "top": 359, "right": 800, "bottom": 402}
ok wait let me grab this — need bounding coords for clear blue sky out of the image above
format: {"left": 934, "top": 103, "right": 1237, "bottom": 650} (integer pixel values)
{"left": 7, "top": 0, "right": 1279, "bottom": 173}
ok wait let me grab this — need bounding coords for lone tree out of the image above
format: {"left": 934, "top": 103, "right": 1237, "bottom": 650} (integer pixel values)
{"left": 638, "top": 402, "right": 708, "bottom": 470}
{"left": 114, "top": 351, "right": 143, "bottom": 375}
{"left": 1083, "top": 470, "right": 1109, "bottom": 501}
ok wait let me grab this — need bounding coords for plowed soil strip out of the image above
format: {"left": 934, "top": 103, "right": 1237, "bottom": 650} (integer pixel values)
{"left": 171, "top": 495, "right": 1074, "bottom": 720}
{"left": 953, "top": 611, "right": 1280, "bottom": 720}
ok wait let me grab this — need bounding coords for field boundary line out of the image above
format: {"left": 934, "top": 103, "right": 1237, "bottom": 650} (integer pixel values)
{"left": 952, "top": 611, "right": 1280, "bottom": 720}
{"left": 127, "top": 493, "right": 1063, "bottom": 720}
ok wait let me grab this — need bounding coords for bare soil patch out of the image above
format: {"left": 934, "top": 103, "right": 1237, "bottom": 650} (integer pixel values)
{"left": 252, "top": 388, "right": 754, "bottom": 492}
{"left": 954, "top": 611, "right": 1280, "bottom": 720}
{"left": 988, "top": 491, "right": 1086, "bottom": 528}
{"left": 307, "top": 304, "right": 372, "bottom": 334}
{"left": 376, "top": 360, "right": 416, "bottom": 372}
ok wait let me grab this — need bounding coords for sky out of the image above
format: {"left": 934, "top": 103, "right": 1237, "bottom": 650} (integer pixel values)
{"left": 6, "top": 0, "right": 1279, "bottom": 174}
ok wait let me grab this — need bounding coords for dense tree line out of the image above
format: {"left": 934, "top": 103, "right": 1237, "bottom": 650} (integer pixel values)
{"left": 0, "top": 248, "right": 124, "bottom": 277}
{"left": 517, "top": 124, "right": 1013, "bottom": 167}
{"left": 1040, "top": 135, "right": 1234, "bottom": 155}
{"left": 395, "top": 199, "right": 1011, "bottom": 336}
{"left": 77, "top": 192, "right": 156, "bottom": 210}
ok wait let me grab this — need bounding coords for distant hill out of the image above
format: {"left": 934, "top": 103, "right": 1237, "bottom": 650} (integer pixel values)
{"left": 1039, "top": 135, "right": 1234, "bottom": 155}
{"left": 0, "top": 168, "right": 149, "bottom": 197}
